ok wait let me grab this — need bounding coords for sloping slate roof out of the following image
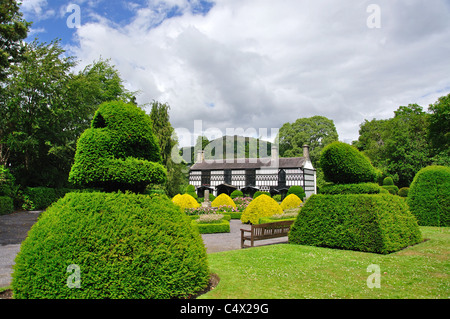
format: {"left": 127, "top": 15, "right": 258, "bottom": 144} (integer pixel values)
{"left": 190, "top": 157, "right": 306, "bottom": 171}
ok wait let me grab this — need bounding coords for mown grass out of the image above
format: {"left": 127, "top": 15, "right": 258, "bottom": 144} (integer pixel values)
{"left": 200, "top": 227, "right": 449, "bottom": 299}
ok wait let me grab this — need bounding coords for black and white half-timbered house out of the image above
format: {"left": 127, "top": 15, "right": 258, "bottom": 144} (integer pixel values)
{"left": 189, "top": 144, "right": 316, "bottom": 200}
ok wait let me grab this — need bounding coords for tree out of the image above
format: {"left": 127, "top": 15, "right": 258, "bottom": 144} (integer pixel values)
{"left": 428, "top": 93, "right": 450, "bottom": 165}
{"left": 355, "top": 103, "right": 432, "bottom": 188}
{"left": 0, "top": 41, "right": 135, "bottom": 187}
{"left": 0, "top": 0, "right": 30, "bottom": 81}
{"left": 278, "top": 116, "right": 339, "bottom": 168}
{"left": 149, "top": 101, "right": 188, "bottom": 196}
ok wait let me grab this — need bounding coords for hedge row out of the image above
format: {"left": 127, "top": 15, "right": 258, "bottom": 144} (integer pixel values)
{"left": 319, "top": 183, "right": 383, "bottom": 195}
{"left": 192, "top": 219, "right": 231, "bottom": 234}
{"left": 289, "top": 194, "right": 422, "bottom": 254}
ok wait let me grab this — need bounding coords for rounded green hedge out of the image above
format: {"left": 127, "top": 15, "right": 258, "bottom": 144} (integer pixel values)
{"left": 407, "top": 166, "right": 450, "bottom": 227}
{"left": 12, "top": 192, "right": 210, "bottom": 299}
{"left": 69, "top": 101, "right": 166, "bottom": 193}
{"left": 289, "top": 194, "right": 422, "bottom": 254}
{"left": 320, "top": 142, "right": 379, "bottom": 184}
{"left": 287, "top": 186, "right": 306, "bottom": 200}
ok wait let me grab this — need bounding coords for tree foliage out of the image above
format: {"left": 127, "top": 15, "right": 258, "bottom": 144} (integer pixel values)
{"left": 354, "top": 103, "right": 435, "bottom": 188}
{"left": 0, "top": 0, "right": 30, "bottom": 81}
{"left": 278, "top": 115, "right": 339, "bottom": 167}
{"left": 0, "top": 40, "right": 135, "bottom": 187}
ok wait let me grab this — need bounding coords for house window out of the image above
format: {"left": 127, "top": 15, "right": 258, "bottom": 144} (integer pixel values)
{"left": 224, "top": 170, "right": 232, "bottom": 184}
{"left": 278, "top": 169, "right": 286, "bottom": 188}
{"left": 201, "top": 170, "right": 211, "bottom": 186}
{"left": 245, "top": 169, "right": 256, "bottom": 186}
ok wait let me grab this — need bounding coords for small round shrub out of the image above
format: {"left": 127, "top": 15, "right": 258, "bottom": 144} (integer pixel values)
{"left": 383, "top": 177, "right": 394, "bottom": 186}
{"left": 172, "top": 193, "right": 200, "bottom": 210}
{"left": 211, "top": 193, "right": 236, "bottom": 209}
{"left": 241, "top": 194, "right": 283, "bottom": 224}
{"left": 230, "top": 190, "right": 243, "bottom": 199}
{"left": 287, "top": 186, "right": 306, "bottom": 200}
{"left": 320, "top": 142, "right": 379, "bottom": 184}
{"left": 185, "top": 185, "right": 198, "bottom": 199}
{"left": 272, "top": 194, "right": 282, "bottom": 202}
{"left": 280, "top": 194, "right": 302, "bottom": 211}
{"left": 407, "top": 166, "right": 450, "bottom": 226}
{"left": 253, "top": 191, "right": 270, "bottom": 199}
{"left": 382, "top": 185, "right": 399, "bottom": 195}
{"left": 398, "top": 187, "right": 409, "bottom": 198}
{"left": 12, "top": 192, "right": 209, "bottom": 299}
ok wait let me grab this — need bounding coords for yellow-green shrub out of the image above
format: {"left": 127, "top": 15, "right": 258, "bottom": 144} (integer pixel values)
{"left": 280, "top": 194, "right": 302, "bottom": 211}
{"left": 172, "top": 194, "right": 200, "bottom": 210}
{"left": 211, "top": 193, "right": 236, "bottom": 209}
{"left": 241, "top": 194, "right": 283, "bottom": 224}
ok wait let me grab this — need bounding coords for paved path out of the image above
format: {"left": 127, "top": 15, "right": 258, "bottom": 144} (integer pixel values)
{"left": 202, "top": 219, "right": 288, "bottom": 253}
{"left": 0, "top": 211, "right": 42, "bottom": 288}
{"left": 0, "top": 213, "right": 288, "bottom": 288}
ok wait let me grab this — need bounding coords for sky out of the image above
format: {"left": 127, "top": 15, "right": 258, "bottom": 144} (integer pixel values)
{"left": 20, "top": 0, "right": 450, "bottom": 147}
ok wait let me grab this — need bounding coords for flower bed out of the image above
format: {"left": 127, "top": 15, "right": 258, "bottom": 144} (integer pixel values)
{"left": 192, "top": 214, "right": 231, "bottom": 234}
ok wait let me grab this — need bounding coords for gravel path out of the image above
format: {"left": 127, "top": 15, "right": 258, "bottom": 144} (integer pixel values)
{"left": 0, "top": 212, "right": 288, "bottom": 288}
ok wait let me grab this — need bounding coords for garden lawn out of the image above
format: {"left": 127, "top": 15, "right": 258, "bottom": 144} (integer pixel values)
{"left": 200, "top": 227, "right": 449, "bottom": 299}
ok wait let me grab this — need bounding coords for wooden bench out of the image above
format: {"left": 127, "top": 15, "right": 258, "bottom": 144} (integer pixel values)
{"left": 240, "top": 220, "right": 294, "bottom": 248}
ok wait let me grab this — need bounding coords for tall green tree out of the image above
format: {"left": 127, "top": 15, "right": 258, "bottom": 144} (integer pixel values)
{"left": 278, "top": 115, "right": 339, "bottom": 167}
{"left": 428, "top": 93, "right": 450, "bottom": 165}
{"left": 355, "top": 104, "right": 432, "bottom": 188}
{"left": 149, "top": 101, "right": 187, "bottom": 196}
{"left": 0, "top": 0, "right": 30, "bottom": 81}
{"left": 0, "top": 41, "right": 135, "bottom": 187}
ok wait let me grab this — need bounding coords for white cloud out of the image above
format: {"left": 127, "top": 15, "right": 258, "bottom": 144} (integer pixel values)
{"left": 21, "top": 0, "right": 55, "bottom": 20}
{"left": 69, "top": 0, "right": 450, "bottom": 147}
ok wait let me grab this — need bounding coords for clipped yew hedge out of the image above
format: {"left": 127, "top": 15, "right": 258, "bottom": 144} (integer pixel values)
{"left": 289, "top": 194, "right": 422, "bottom": 254}
{"left": 68, "top": 101, "right": 166, "bottom": 193}
{"left": 320, "top": 142, "right": 379, "bottom": 184}
{"left": 407, "top": 165, "right": 450, "bottom": 227}
{"left": 12, "top": 192, "right": 209, "bottom": 299}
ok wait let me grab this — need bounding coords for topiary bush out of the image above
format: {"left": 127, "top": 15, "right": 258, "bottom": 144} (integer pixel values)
{"left": 211, "top": 193, "right": 236, "bottom": 209}
{"left": 0, "top": 196, "right": 14, "bottom": 215}
{"left": 185, "top": 185, "right": 198, "bottom": 200}
{"left": 12, "top": 192, "right": 209, "bottom": 299}
{"left": 398, "top": 187, "right": 409, "bottom": 198}
{"left": 230, "top": 189, "right": 243, "bottom": 199}
{"left": 319, "top": 183, "right": 383, "bottom": 195}
{"left": 241, "top": 194, "right": 283, "bottom": 224}
{"left": 253, "top": 191, "right": 270, "bottom": 199}
{"left": 320, "top": 141, "right": 379, "bottom": 184}
{"left": 287, "top": 186, "right": 306, "bottom": 200}
{"left": 407, "top": 166, "right": 450, "bottom": 227}
{"left": 280, "top": 194, "right": 302, "bottom": 211}
{"left": 172, "top": 194, "right": 200, "bottom": 210}
{"left": 68, "top": 101, "right": 166, "bottom": 193}
{"left": 383, "top": 177, "right": 394, "bottom": 186}
{"left": 289, "top": 194, "right": 422, "bottom": 254}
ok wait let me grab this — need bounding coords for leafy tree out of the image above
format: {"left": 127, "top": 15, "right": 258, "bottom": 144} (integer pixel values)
{"left": 0, "top": 41, "right": 135, "bottom": 187}
{"left": 278, "top": 115, "right": 339, "bottom": 167}
{"left": 0, "top": 0, "right": 30, "bottom": 81}
{"left": 149, "top": 101, "right": 188, "bottom": 196}
{"left": 428, "top": 93, "right": 450, "bottom": 165}
{"left": 355, "top": 103, "right": 432, "bottom": 188}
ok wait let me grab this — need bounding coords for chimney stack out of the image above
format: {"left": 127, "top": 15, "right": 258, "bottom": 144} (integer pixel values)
{"left": 271, "top": 144, "right": 279, "bottom": 161}
{"left": 196, "top": 149, "right": 204, "bottom": 163}
{"left": 303, "top": 144, "right": 310, "bottom": 160}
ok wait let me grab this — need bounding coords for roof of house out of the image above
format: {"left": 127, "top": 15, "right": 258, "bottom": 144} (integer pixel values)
{"left": 189, "top": 157, "right": 306, "bottom": 171}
